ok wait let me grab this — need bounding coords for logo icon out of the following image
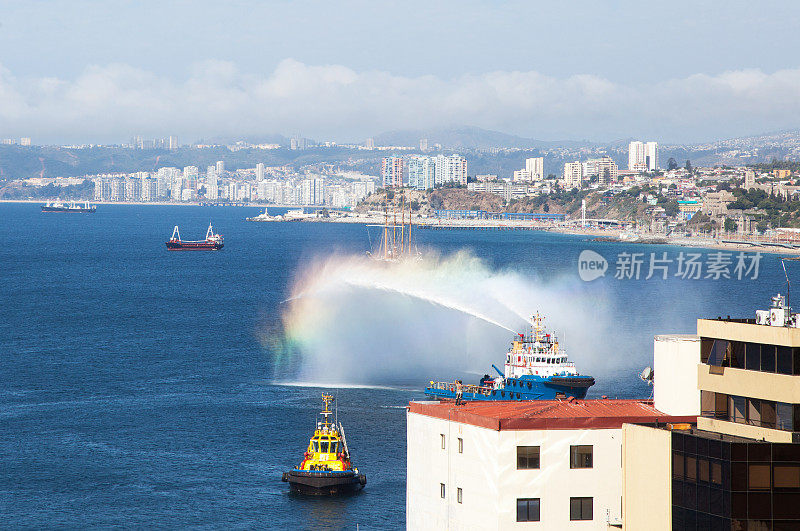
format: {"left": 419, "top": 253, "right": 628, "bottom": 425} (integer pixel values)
{"left": 578, "top": 250, "right": 608, "bottom": 281}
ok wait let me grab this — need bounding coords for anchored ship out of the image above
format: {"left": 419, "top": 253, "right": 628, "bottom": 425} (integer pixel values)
{"left": 425, "top": 313, "right": 595, "bottom": 401}
{"left": 41, "top": 200, "right": 96, "bottom": 213}
{"left": 165, "top": 222, "right": 224, "bottom": 251}
{"left": 281, "top": 394, "right": 366, "bottom": 495}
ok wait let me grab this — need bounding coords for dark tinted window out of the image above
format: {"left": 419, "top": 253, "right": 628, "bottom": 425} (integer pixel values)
{"left": 517, "top": 446, "right": 540, "bottom": 469}
{"left": 777, "top": 346, "right": 793, "bottom": 374}
{"left": 570, "top": 445, "right": 593, "bottom": 469}
{"left": 569, "top": 497, "right": 592, "bottom": 521}
{"left": 761, "top": 345, "right": 776, "bottom": 373}
{"left": 517, "top": 498, "right": 540, "bottom": 522}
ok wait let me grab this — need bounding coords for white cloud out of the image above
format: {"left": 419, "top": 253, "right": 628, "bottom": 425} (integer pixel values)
{"left": 2, "top": 59, "right": 800, "bottom": 143}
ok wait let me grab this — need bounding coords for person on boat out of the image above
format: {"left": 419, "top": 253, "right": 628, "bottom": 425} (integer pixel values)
{"left": 455, "top": 380, "right": 463, "bottom": 405}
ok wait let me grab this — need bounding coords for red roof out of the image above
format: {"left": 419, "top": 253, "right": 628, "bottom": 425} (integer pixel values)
{"left": 408, "top": 399, "right": 696, "bottom": 431}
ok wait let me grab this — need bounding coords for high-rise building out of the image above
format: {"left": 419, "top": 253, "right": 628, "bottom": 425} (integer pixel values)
{"left": 168, "top": 136, "right": 179, "bottom": 150}
{"left": 629, "top": 141, "right": 658, "bottom": 172}
{"left": 628, "top": 141, "right": 646, "bottom": 171}
{"left": 434, "top": 154, "right": 468, "bottom": 186}
{"left": 745, "top": 170, "right": 756, "bottom": 189}
{"left": 525, "top": 157, "right": 544, "bottom": 181}
{"left": 381, "top": 157, "right": 405, "bottom": 188}
{"left": 563, "top": 162, "right": 583, "bottom": 189}
{"left": 597, "top": 156, "right": 619, "bottom": 185}
{"left": 645, "top": 142, "right": 659, "bottom": 171}
{"left": 256, "top": 163, "right": 265, "bottom": 181}
{"left": 215, "top": 161, "right": 225, "bottom": 175}
{"left": 171, "top": 177, "right": 184, "bottom": 201}
{"left": 420, "top": 138, "right": 429, "bottom": 152}
{"left": 19, "top": 137, "right": 31, "bottom": 146}
{"left": 365, "top": 138, "right": 375, "bottom": 150}
{"left": 408, "top": 156, "right": 435, "bottom": 190}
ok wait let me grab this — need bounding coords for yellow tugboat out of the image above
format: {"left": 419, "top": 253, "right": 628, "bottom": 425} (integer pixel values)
{"left": 281, "top": 393, "right": 366, "bottom": 495}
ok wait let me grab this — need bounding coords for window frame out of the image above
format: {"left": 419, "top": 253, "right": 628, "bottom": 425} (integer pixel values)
{"left": 440, "top": 483, "right": 446, "bottom": 499}
{"left": 458, "top": 437, "right": 463, "bottom": 454}
{"left": 457, "top": 487, "right": 463, "bottom": 504}
{"left": 570, "top": 445, "right": 593, "bottom": 469}
{"left": 569, "top": 497, "right": 593, "bottom": 521}
{"left": 440, "top": 433, "right": 445, "bottom": 450}
{"left": 517, "top": 445, "right": 541, "bottom": 470}
{"left": 516, "top": 498, "right": 541, "bottom": 522}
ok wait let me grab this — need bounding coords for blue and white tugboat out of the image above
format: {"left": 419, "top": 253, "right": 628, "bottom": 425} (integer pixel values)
{"left": 425, "top": 313, "right": 595, "bottom": 401}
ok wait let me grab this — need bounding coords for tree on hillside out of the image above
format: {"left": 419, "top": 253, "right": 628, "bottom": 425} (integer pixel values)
{"left": 667, "top": 158, "right": 678, "bottom": 170}
{"left": 685, "top": 160, "right": 693, "bottom": 173}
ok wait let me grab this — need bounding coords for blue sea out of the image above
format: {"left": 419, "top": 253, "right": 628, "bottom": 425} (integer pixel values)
{"left": 0, "top": 203, "right": 791, "bottom": 528}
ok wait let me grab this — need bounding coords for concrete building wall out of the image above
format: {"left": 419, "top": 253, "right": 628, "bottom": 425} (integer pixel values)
{"left": 698, "top": 363, "right": 800, "bottom": 404}
{"left": 407, "top": 411, "right": 624, "bottom": 530}
{"left": 697, "top": 319, "right": 800, "bottom": 347}
{"left": 622, "top": 424, "right": 672, "bottom": 531}
{"left": 654, "top": 334, "right": 701, "bottom": 416}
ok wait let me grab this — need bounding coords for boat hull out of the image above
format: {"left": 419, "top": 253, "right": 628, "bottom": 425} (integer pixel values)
{"left": 165, "top": 241, "right": 223, "bottom": 251}
{"left": 425, "top": 375, "right": 594, "bottom": 402}
{"left": 282, "top": 470, "right": 366, "bottom": 496}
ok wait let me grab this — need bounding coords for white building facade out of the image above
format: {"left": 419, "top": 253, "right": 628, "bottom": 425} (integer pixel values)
{"left": 407, "top": 400, "right": 694, "bottom": 530}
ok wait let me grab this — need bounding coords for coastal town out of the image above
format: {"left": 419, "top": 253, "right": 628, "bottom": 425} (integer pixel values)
{"left": 4, "top": 136, "right": 800, "bottom": 247}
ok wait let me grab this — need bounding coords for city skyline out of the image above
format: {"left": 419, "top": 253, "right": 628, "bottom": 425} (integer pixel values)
{"left": 2, "top": 2, "right": 800, "bottom": 145}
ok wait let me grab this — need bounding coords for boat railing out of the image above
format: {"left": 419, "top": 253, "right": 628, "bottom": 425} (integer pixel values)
{"left": 427, "top": 381, "right": 495, "bottom": 396}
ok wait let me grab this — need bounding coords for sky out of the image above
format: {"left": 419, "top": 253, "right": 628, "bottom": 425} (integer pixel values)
{"left": 2, "top": 0, "right": 800, "bottom": 145}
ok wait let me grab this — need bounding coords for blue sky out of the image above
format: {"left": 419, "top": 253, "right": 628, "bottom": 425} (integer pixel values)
{"left": 2, "top": 0, "right": 800, "bottom": 144}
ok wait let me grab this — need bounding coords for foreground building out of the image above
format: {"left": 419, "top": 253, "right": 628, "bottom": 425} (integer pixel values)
{"left": 407, "top": 399, "right": 694, "bottom": 529}
{"left": 408, "top": 293, "right": 800, "bottom": 530}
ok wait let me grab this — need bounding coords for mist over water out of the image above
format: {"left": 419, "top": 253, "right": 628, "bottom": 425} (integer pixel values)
{"left": 273, "top": 249, "right": 631, "bottom": 385}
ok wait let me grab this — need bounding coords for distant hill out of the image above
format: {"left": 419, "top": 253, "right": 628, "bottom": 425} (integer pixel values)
{"left": 373, "top": 126, "right": 591, "bottom": 150}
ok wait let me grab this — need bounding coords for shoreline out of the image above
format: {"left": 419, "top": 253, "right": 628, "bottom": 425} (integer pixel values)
{"left": 5, "top": 199, "right": 796, "bottom": 256}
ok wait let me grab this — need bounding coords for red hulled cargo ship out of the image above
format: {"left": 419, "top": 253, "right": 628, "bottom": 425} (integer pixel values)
{"left": 166, "top": 222, "right": 224, "bottom": 251}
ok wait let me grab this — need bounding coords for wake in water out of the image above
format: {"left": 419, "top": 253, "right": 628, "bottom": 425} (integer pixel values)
{"left": 270, "top": 249, "right": 621, "bottom": 385}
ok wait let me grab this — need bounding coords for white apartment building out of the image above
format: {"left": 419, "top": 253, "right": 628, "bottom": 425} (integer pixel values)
{"left": 408, "top": 156, "right": 435, "bottom": 190}
{"left": 256, "top": 163, "right": 265, "bottom": 181}
{"left": 513, "top": 170, "right": 531, "bottom": 183}
{"left": 563, "top": 161, "right": 583, "bottom": 190}
{"left": 434, "top": 154, "right": 468, "bottom": 186}
{"left": 526, "top": 157, "right": 544, "bottom": 181}
{"left": 407, "top": 400, "right": 694, "bottom": 530}
{"left": 629, "top": 141, "right": 658, "bottom": 172}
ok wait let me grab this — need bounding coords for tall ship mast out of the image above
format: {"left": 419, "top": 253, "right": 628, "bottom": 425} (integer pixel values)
{"left": 367, "top": 189, "right": 415, "bottom": 261}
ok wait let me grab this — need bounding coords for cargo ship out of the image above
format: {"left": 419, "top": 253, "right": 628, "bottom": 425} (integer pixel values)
{"left": 41, "top": 200, "right": 96, "bottom": 213}
{"left": 165, "top": 222, "right": 224, "bottom": 251}
{"left": 425, "top": 313, "right": 595, "bottom": 401}
{"left": 282, "top": 393, "right": 366, "bottom": 495}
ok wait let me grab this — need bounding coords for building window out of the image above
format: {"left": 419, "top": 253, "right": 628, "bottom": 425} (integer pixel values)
{"left": 570, "top": 445, "right": 593, "bottom": 469}
{"left": 458, "top": 437, "right": 463, "bottom": 454}
{"left": 441, "top": 434, "right": 445, "bottom": 450}
{"left": 570, "top": 497, "right": 593, "bottom": 521}
{"left": 440, "top": 483, "right": 445, "bottom": 498}
{"left": 517, "top": 446, "right": 540, "bottom": 469}
{"left": 749, "top": 464, "right": 771, "bottom": 490}
{"left": 457, "top": 487, "right": 463, "bottom": 504}
{"left": 516, "top": 498, "right": 540, "bottom": 522}
{"left": 774, "top": 465, "right": 800, "bottom": 488}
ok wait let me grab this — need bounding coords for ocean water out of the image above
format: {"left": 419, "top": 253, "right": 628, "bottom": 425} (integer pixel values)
{"left": 0, "top": 203, "right": 791, "bottom": 528}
